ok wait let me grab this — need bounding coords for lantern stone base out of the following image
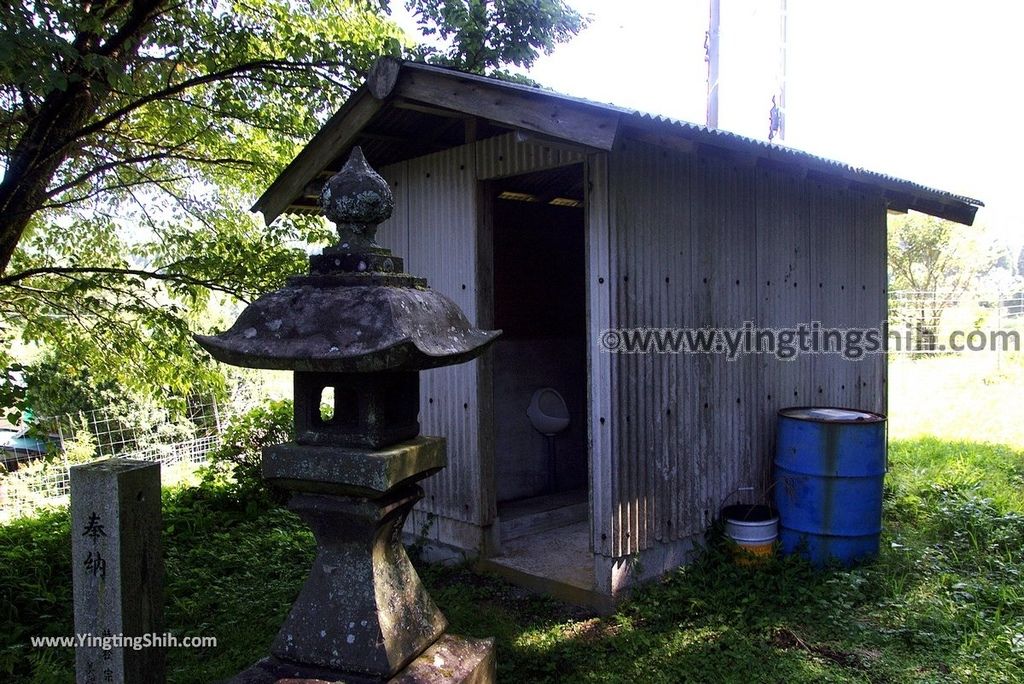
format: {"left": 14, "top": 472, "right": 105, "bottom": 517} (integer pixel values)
{"left": 270, "top": 487, "right": 447, "bottom": 675}
{"left": 229, "top": 634, "right": 495, "bottom": 683}
{"left": 231, "top": 435, "right": 485, "bottom": 683}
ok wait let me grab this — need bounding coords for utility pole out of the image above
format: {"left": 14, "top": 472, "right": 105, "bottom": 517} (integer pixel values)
{"left": 706, "top": 0, "right": 720, "bottom": 129}
{"left": 770, "top": 0, "right": 788, "bottom": 141}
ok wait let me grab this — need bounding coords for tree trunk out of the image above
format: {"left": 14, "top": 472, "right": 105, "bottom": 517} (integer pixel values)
{"left": 0, "top": 0, "right": 165, "bottom": 275}
{"left": 0, "top": 79, "right": 100, "bottom": 275}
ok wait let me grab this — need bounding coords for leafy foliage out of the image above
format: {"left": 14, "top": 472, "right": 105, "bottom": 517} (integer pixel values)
{"left": 0, "top": 507, "right": 73, "bottom": 680}
{"left": 0, "top": 0, "right": 394, "bottom": 409}
{"left": 0, "top": 0, "right": 584, "bottom": 412}
{"left": 0, "top": 482, "right": 309, "bottom": 682}
{"left": 203, "top": 398, "right": 293, "bottom": 503}
{"left": 406, "top": 0, "right": 586, "bottom": 73}
{"left": 888, "top": 213, "right": 1000, "bottom": 295}
{"left": 23, "top": 353, "right": 124, "bottom": 420}
{"left": 0, "top": 355, "right": 26, "bottom": 424}
{"left": 888, "top": 213, "right": 1007, "bottom": 351}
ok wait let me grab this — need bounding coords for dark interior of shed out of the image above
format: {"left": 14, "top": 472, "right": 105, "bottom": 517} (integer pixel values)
{"left": 484, "top": 163, "right": 596, "bottom": 591}
{"left": 491, "top": 164, "right": 586, "bottom": 501}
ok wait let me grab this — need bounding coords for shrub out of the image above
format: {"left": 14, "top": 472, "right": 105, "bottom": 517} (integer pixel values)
{"left": 204, "top": 399, "right": 293, "bottom": 503}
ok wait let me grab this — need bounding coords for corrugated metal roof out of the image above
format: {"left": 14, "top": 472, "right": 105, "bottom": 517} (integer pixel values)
{"left": 257, "top": 59, "right": 982, "bottom": 225}
{"left": 625, "top": 111, "right": 982, "bottom": 206}
{"left": 403, "top": 62, "right": 984, "bottom": 210}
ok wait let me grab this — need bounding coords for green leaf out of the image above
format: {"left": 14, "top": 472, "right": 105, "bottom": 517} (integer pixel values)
{"left": 0, "top": 0, "right": 584, "bottom": 415}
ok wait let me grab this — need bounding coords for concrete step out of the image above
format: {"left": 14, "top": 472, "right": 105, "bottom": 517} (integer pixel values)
{"left": 498, "top": 490, "right": 587, "bottom": 542}
{"left": 478, "top": 520, "right": 617, "bottom": 615}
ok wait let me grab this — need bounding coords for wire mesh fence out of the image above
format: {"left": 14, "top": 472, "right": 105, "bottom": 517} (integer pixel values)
{"left": 888, "top": 289, "right": 1024, "bottom": 354}
{"left": 1001, "top": 292, "right": 1024, "bottom": 319}
{"left": 0, "top": 386, "right": 264, "bottom": 521}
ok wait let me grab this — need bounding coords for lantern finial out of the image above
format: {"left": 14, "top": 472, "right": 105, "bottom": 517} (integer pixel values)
{"left": 320, "top": 146, "right": 394, "bottom": 249}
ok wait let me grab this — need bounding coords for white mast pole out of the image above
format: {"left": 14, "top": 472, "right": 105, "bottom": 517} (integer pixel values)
{"left": 707, "top": 0, "right": 721, "bottom": 129}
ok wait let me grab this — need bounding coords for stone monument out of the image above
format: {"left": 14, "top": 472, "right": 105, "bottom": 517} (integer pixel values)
{"left": 195, "top": 147, "right": 499, "bottom": 683}
{"left": 71, "top": 459, "right": 164, "bottom": 684}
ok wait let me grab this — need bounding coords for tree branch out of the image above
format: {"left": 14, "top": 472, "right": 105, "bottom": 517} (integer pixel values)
{"left": 94, "top": 0, "right": 165, "bottom": 61}
{"left": 0, "top": 265, "right": 251, "bottom": 301}
{"left": 73, "top": 58, "right": 352, "bottom": 143}
{"left": 40, "top": 173, "right": 193, "bottom": 209}
{"left": 46, "top": 149, "right": 255, "bottom": 199}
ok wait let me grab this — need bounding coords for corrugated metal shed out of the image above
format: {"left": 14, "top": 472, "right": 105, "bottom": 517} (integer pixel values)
{"left": 250, "top": 58, "right": 973, "bottom": 597}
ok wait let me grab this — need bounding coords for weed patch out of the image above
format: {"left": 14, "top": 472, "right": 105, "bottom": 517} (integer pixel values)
{"left": 2, "top": 437, "right": 1023, "bottom": 682}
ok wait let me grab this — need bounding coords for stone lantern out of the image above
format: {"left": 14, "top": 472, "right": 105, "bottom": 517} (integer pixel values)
{"left": 195, "top": 148, "right": 499, "bottom": 683}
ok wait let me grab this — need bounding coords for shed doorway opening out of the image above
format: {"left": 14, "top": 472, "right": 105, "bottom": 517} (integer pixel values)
{"left": 485, "top": 163, "right": 594, "bottom": 597}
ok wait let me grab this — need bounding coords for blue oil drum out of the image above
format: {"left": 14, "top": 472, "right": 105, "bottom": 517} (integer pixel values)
{"left": 774, "top": 407, "right": 887, "bottom": 567}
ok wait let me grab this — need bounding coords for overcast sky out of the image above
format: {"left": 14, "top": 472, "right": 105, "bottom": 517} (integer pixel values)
{"left": 395, "top": 0, "right": 1023, "bottom": 254}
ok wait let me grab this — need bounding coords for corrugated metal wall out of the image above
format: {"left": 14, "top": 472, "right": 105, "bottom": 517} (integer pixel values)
{"left": 375, "top": 133, "right": 587, "bottom": 536}
{"left": 376, "top": 146, "right": 483, "bottom": 529}
{"left": 475, "top": 133, "right": 583, "bottom": 179}
{"left": 607, "top": 139, "right": 887, "bottom": 558}
{"left": 377, "top": 132, "right": 886, "bottom": 559}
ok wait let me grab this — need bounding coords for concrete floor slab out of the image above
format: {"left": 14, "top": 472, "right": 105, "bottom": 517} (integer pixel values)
{"left": 477, "top": 520, "right": 616, "bottom": 614}
{"left": 498, "top": 489, "right": 587, "bottom": 520}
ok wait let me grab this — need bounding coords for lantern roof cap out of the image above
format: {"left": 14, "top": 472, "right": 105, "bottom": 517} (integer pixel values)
{"left": 194, "top": 148, "right": 499, "bottom": 372}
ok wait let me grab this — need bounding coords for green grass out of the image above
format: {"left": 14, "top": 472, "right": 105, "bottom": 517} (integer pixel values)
{"left": 3, "top": 438, "right": 1022, "bottom": 683}
{"left": 888, "top": 351, "right": 1024, "bottom": 448}
{"left": 0, "top": 487, "right": 316, "bottom": 683}
{"left": 2, "top": 356, "right": 1023, "bottom": 682}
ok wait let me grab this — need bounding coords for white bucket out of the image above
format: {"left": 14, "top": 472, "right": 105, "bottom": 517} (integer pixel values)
{"left": 722, "top": 504, "right": 779, "bottom": 559}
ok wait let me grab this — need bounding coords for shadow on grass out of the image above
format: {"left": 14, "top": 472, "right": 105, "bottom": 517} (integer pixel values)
{"left": 1, "top": 437, "right": 1022, "bottom": 682}
{"left": 424, "top": 550, "right": 921, "bottom": 684}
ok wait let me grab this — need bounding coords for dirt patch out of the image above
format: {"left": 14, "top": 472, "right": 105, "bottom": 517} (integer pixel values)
{"left": 772, "top": 627, "right": 879, "bottom": 671}
{"left": 561, "top": 617, "right": 623, "bottom": 643}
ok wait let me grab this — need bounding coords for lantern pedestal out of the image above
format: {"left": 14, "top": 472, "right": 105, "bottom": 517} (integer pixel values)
{"left": 265, "top": 438, "right": 447, "bottom": 678}
{"left": 201, "top": 147, "right": 499, "bottom": 684}
{"left": 271, "top": 488, "right": 445, "bottom": 676}
{"left": 229, "top": 436, "right": 495, "bottom": 683}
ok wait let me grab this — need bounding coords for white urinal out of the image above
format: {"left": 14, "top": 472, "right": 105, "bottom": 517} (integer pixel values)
{"left": 527, "top": 388, "right": 570, "bottom": 493}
